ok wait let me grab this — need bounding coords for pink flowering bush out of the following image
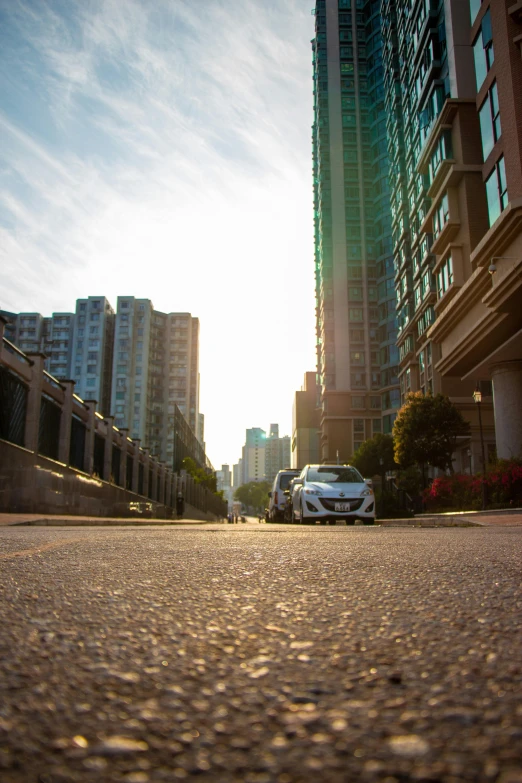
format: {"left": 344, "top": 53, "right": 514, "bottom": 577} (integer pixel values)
{"left": 423, "top": 459, "right": 522, "bottom": 511}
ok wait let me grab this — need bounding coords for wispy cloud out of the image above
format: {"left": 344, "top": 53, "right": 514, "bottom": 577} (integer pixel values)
{"left": 0, "top": 0, "right": 315, "bottom": 466}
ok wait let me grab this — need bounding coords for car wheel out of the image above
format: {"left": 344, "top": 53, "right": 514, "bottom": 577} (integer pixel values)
{"left": 363, "top": 518, "right": 375, "bottom": 525}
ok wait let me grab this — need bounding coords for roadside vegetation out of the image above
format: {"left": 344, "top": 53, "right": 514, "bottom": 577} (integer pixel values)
{"left": 233, "top": 480, "right": 271, "bottom": 514}
{"left": 350, "top": 392, "right": 520, "bottom": 514}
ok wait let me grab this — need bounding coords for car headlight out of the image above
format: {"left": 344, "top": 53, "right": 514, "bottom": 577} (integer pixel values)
{"left": 361, "top": 488, "right": 374, "bottom": 496}
{"left": 304, "top": 489, "right": 322, "bottom": 496}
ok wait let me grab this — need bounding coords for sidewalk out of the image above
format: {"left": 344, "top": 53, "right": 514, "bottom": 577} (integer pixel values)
{"left": 1, "top": 510, "right": 522, "bottom": 527}
{"left": 0, "top": 513, "right": 225, "bottom": 527}
{"left": 380, "top": 508, "right": 522, "bottom": 527}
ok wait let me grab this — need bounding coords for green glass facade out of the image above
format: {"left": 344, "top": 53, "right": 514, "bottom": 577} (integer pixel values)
{"left": 381, "top": 0, "right": 451, "bottom": 402}
{"left": 311, "top": 0, "right": 399, "bottom": 457}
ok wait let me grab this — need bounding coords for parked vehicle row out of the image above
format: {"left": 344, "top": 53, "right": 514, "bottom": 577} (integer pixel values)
{"left": 267, "top": 464, "right": 375, "bottom": 525}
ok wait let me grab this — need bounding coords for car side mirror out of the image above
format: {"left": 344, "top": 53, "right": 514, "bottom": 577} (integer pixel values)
{"left": 293, "top": 479, "right": 303, "bottom": 486}
{"left": 268, "top": 491, "right": 272, "bottom": 498}
{"left": 365, "top": 478, "right": 373, "bottom": 486}
{"left": 283, "top": 489, "right": 290, "bottom": 495}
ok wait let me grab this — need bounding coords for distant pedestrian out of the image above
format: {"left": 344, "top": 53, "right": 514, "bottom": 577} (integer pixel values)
{"left": 176, "top": 492, "right": 185, "bottom": 519}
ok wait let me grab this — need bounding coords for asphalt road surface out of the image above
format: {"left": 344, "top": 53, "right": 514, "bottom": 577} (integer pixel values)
{"left": 0, "top": 524, "right": 521, "bottom": 783}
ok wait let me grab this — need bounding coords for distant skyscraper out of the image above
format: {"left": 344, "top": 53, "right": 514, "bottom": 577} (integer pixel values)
{"left": 233, "top": 460, "right": 243, "bottom": 490}
{"left": 311, "top": 0, "right": 399, "bottom": 463}
{"left": 241, "top": 427, "right": 266, "bottom": 483}
{"left": 292, "top": 372, "right": 321, "bottom": 469}
{"left": 71, "top": 296, "right": 114, "bottom": 416}
{"left": 264, "top": 424, "right": 291, "bottom": 483}
{"left": 2, "top": 297, "right": 205, "bottom": 465}
{"left": 0, "top": 309, "right": 78, "bottom": 387}
{"left": 110, "top": 298, "right": 201, "bottom": 460}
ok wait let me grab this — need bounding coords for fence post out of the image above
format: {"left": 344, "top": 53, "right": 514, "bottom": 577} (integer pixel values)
{"left": 24, "top": 353, "right": 46, "bottom": 453}
{"left": 58, "top": 380, "right": 75, "bottom": 465}
{"left": 83, "top": 401, "right": 97, "bottom": 476}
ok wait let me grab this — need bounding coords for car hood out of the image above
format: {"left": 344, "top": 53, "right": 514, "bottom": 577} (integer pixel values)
{"left": 306, "top": 481, "right": 367, "bottom": 494}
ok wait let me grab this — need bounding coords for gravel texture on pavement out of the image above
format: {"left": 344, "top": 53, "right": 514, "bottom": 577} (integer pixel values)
{"left": 0, "top": 525, "right": 521, "bottom": 783}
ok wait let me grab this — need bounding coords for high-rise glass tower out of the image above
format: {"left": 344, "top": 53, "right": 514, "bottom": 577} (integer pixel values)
{"left": 312, "top": 0, "right": 399, "bottom": 462}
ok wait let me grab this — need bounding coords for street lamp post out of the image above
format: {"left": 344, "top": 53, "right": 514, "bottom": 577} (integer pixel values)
{"left": 473, "top": 387, "right": 487, "bottom": 510}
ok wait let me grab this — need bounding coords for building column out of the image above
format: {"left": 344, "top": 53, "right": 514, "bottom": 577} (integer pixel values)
{"left": 119, "top": 429, "right": 129, "bottom": 488}
{"left": 24, "top": 353, "right": 46, "bottom": 453}
{"left": 132, "top": 439, "right": 141, "bottom": 494}
{"left": 491, "top": 361, "right": 522, "bottom": 459}
{"left": 83, "top": 401, "right": 97, "bottom": 476}
{"left": 103, "top": 416, "right": 114, "bottom": 482}
{"left": 150, "top": 459, "right": 158, "bottom": 501}
{"left": 159, "top": 463, "right": 166, "bottom": 506}
{"left": 58, "top": 380, "right": 76, "bottom": 465}
{"left": 142, "top": 448, "right": 150, "bottom": 498}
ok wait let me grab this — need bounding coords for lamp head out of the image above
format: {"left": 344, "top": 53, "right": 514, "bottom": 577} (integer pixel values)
{"left": 488, "top": 261, "right": 496, "bottom": 274}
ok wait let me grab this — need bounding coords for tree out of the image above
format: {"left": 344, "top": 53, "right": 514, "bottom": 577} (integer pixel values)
{"left": 393, "top": 392, "right": 470, "bottom": 486}
{"left": 234, "top": 481, "right": 271, "bottom": 512}
{"left": 181, "top": 457, "right": 218, "bottom": 493}
{"left": 351, "top": 433, "right": 396, "bottom": 479}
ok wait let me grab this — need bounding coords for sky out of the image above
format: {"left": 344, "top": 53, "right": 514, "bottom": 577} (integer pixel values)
{"left": 0, "top": 0, "right": 316, "bottom": 469}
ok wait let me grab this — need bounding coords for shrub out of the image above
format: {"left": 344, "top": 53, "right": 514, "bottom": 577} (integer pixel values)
{"left": 423, "top": 459, "right": 522, "bottom": 511}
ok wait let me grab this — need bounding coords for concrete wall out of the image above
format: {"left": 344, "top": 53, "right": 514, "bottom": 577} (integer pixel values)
{"left": 0, "top": 440, "right": 219, "bottom": 520}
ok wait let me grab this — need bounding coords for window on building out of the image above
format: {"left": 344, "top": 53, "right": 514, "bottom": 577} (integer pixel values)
{"left": 485, "top": 156, "right": 508, "bottom": 226}
{"left": 437, "top": 256, "right": 454, "bottom": 298}
{"left": 433, "top": 193, "right": 450, "bottom": 239}
{"left": 469, "top": 0, "right": 482, "bottom": 24}
{"left": 372, "top": 419, "right": 382, "bottom": 434}
{"left": 349, "top": 308, "right": 363, "bottom": 322}
{"left": 87, "top": 365, "right": 96, "bottom": 374}
{"left": 473, "top": 9, "right": 494, "bottom": 90}
{"left": 429, "top": 130, "right": 453, "bottom": 182}
{"left": 479, "top": 81, "right": 501, "bottom": 161}
{"left": 86, "top": 378, "right": 96, "bottom": 388}
{"left": 354, "top": 419, "right": 365, "bottom": 435}
{"left": 351, "top": 351, "right": 365, "bottom": 365}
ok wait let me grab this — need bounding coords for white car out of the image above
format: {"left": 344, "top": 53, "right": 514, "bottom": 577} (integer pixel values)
{"left": 292, "top": 464, "right": 375, "bottom": 525}
{"left": 267, "top": 469, "right": 300, "bottom": 522}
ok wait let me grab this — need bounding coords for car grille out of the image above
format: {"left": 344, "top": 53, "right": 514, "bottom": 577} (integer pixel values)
{"left": 319, "top": 498, "right": 364, "bottom": 512}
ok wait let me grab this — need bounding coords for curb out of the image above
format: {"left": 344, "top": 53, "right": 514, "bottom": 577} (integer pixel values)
{"left": 6, "top": 518, "right": 224, "bottom": 527}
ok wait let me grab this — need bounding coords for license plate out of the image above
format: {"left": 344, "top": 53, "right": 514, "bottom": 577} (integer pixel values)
{"left": 335, "top": 502, "right": 352, "bottom": 512}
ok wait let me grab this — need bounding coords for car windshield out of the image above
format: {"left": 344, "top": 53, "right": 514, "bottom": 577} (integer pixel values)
{"left": 306, "top": 466, "right": 363, "bottom": 484}
{"left": 279, "top": 473, "right": 298, "bottom": 490}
